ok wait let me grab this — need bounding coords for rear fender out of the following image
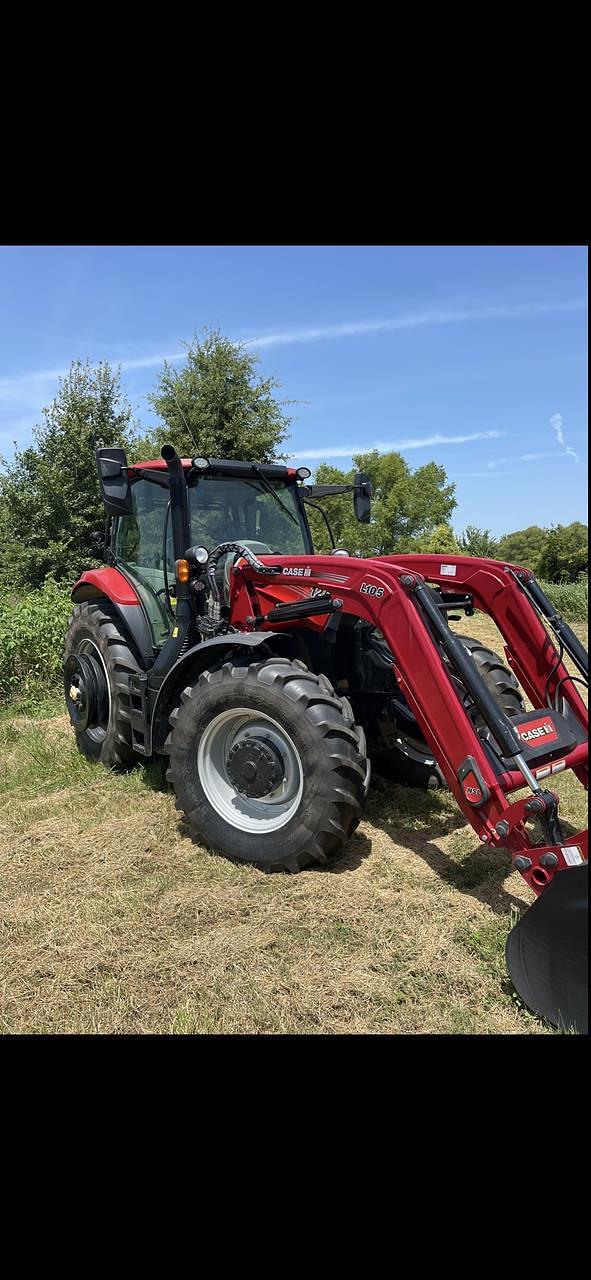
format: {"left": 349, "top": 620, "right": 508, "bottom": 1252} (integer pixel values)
{"left": 71, "top": 568, "right": 154, "bottom": 667}
{"left": 151, "top": 631, "right": 287, "bottom": 752}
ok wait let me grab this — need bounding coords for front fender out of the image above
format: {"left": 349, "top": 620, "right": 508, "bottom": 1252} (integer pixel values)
{"left": 151, "top": 631, "right": 287, "bottom": 752}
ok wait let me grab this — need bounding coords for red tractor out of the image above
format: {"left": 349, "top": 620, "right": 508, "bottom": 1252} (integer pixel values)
{"left": 64, "top": 446, "right": 588, "bottom": 1031}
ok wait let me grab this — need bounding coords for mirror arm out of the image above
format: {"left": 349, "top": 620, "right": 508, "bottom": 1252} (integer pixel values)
{"left": 303, "top": 484, "right": 355, "bottom": 499}
{"left": 301, "top": 497, "right": 336, "bottom": 548}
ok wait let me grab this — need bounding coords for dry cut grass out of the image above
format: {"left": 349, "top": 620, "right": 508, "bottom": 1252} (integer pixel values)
{"left": 0, "top": 615, "right": 586, "bottom": 1035}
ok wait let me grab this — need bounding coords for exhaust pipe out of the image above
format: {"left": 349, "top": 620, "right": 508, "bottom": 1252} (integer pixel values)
{"left": 161, "top": 445, "right": 191, "bottom": 563}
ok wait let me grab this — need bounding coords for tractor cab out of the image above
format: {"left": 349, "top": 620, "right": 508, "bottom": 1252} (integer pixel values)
{"left": 96, "top": 448, "right": 371, "bottom": 651}
{"left": 108, "top": 457, "right": 313, "bottom": 647}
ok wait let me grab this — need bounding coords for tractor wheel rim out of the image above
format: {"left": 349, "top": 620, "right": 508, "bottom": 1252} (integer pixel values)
{"left": 197, "top": 708, "right": 304, "bottom": 833}
{"left": 75, "top": 639, "right": 111, "bottom": 743}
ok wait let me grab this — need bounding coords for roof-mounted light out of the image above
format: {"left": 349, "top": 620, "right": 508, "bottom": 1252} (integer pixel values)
{"left": 296, "top": 466, "right": 311, "bottom": 480}
{"left": 192, "top": 457, "right": 210, "bottom": 470}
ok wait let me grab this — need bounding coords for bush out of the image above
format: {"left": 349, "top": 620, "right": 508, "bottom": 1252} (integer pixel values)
{"left": 0, "top": 580, "right": 72, "bottom": 701}
{"left": 538, "top": 523, "right": 588, "bottom": 582}
{"left": 457, "top": 526, "right": 500, "bottom": 558}
{"left": 538, "top": 577, "right": 588, "bottom": 624}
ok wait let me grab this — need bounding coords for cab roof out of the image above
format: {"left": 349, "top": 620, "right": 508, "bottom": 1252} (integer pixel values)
{"left": 130, "top": 458, "right": 298, "bottom": 479}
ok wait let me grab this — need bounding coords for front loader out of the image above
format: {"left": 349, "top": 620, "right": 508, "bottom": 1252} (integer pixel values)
{"left": 63, "top": 445, "right": 588, "bottom": 1031}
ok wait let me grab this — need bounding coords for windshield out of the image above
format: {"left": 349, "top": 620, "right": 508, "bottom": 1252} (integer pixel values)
{"left": 188, "top": 475, "right": 311, "bottom": 555}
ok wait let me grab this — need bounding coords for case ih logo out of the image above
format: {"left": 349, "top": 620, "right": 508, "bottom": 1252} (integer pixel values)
{"left": 282, "top": 567, "right": 312, "bottom": 577}
{"left": 519, "top": 717, "right": 558, "bottom": 746}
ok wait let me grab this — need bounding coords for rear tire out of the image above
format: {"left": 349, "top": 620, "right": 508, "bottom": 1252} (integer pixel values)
{"left": 454, "top": 634, "right": 525, "bottom": 724}
{"left": 375, "top": 632, "right": 525, "bottom": 790}
{"left": 63, "top": 601, "right": 140, "bottom": 768}
{"left": 165, "top": 656, "right": 370, "bottom": 872}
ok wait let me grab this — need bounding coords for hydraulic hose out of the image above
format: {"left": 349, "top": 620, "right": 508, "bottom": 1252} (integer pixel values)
{"left": 206, "top": 541, "right": 282, "bottom": 603}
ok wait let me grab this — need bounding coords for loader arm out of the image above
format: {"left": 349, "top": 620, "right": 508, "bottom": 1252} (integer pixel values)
{"left": 229, "top": 551, "right": 588, "bottom": 899}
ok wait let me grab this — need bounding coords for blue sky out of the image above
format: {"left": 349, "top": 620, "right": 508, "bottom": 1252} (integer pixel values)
{"left": 0, "top": 244, "right": 587, "bottom": 536}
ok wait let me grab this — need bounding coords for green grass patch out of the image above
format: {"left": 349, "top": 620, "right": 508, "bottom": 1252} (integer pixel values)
{"left": 454, "top": 915, "right": 512, "bottom": 983}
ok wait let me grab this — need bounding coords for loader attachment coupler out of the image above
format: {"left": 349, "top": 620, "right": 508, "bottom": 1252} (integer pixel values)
{"left": 506, "top": 864, "right": 588, "bottom": 1033}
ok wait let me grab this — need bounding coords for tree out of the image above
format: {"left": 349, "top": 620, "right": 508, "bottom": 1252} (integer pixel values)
{"left": 306, "top": 450, "right": 456, "bottom": 555}
{"left": 496, "top": 525, "right": 549, "bottom": 575}
{"left": 457, "top": 525, "right": 500, "bottom": 558}
{"left": 144, "top": 328, "right": 293, "bottom": 462}
{"left": 538, "top": 522, "right": 588, "bottom": 582}
{"left": 0, "top": 360, "right": 138, "bottom": 587}
{"left": 417, "top": 524, "right": 460, "bottom": 554}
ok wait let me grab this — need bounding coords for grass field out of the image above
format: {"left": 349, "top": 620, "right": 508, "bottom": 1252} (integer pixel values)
{"left": 0, "top": 614, "right": 587, "bottom": 1035}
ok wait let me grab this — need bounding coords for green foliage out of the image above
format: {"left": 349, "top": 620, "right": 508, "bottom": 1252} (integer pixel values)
{"left": 0, "top": 580, "right": 72, "bottom": 701}
{"left": 0, "top": 360, "right": 138, "bottom": 588}
{"left": 495, "top": 522, "right": 588, "bottom": 581}
{"left": 457, "top": 525, "right": 500, "bottom": 558}
{"left": 538, "top": 577, "right": 588, "bottom": 623}
{"left": 538, "top": 522, "right": 588, "bottom": 582}
{"left": 144, "top": 328, "right": 292, "bottom": 462}
{"left": 496, "top": 525, "right": 549, "bottom": 576}
{"left": 307, "top": 450, "right": 457, "bottom": 555}
{"left": 415, "top": 523, "right": 460, "bottom": 554}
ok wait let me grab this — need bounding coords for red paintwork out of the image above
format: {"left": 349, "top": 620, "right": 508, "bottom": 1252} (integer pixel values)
{"left": 71, "top": 567, "right": 141, "bottom": 605}
{"left": 229, "top": 551, "right": 588, "bottom": 895}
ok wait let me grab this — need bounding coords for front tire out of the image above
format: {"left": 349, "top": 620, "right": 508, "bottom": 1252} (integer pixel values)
{"left": 165, "top": 657, "right": 370, "bottom": 871}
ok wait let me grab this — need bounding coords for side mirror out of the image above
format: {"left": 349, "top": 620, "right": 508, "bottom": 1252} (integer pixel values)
{"left": 96, "top": 448, "right": 133, "bottom": 517}
{"left": 354, "top": 472, "right": 371, "bottom": 524}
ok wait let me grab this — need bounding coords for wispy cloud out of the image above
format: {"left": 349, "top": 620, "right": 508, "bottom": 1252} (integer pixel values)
{"left": 0, "top": 350, "right": 186, "bottom": 396}
{"left": 486, "top": 451, "right": 561, "bottom": 469}
{"left": 549, "top": 412, "right": 579, "bottom": 462}
{"left": 121, "top": 351, "right": 185, "bottom": 371}
{"left": 292, "top": 430, "right": 505, "bottom": 461}
{"left": 243, "top": 299, "right": 586, "bottom": 351}
{"left": 482, "top": 415, "right": 581, "bottom": 473}
{"left": 1, "top": 297, "right": 585, "bottom": 416}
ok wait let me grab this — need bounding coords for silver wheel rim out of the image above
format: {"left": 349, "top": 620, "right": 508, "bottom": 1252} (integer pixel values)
{"left": 197, "top": 707, "right": 304, "bottom": 833}
{"left": 75, "top": 638, "right": 111, "bottom": 743}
